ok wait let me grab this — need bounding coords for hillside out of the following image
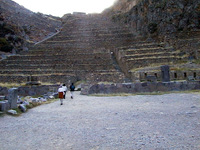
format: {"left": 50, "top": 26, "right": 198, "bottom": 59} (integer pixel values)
{"left": 0, "top": 0, "right": 199, "bottom": 84}
{"left": 103, "top": 0, "right": 200, "bottom": 60}
{"left": 0, "top": 0, "right": 62, "bottom": 54}
{"left": 105, "top": 0, "right": 200, "bottom": 35}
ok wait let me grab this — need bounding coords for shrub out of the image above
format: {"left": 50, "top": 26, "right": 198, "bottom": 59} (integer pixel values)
{"left": 148, "top": 22, "right": 158, "bottom": 34}
{"left": 0, "top": 38, "right": 13, "bottom": 52}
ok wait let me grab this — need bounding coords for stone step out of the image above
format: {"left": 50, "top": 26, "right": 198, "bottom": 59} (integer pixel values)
{"left": 125, "top": 56, "right": 183, "bottom": 70}
{"left": 62, "top": 25, "right": 130, "bottom": 32}
{"left": 0, "top": 74, "right": 77, "bottom": 83}
{"left": 5, "top": 53, "right": 111, "bottom": 60}
{"left": 122, "top": 51, "right": 180, "bottom": 59}
{"left": 1, "top": 59, "right": 112, "bottom": 65}
{"left": 117, "top": 42, "right": 165, "bottom": 50}
{"left": 0, "top": 69, "right": 119, "bottom": 75}
{"left": 59, "top": 29, "right": 131, "bottom": 35}
{"left": 123, "top": 47, "right": 174, "bottom": 55}
{"left": 176, "top": 31, "right": 200, "bottom": 39}
{"left": 48, "top": 32, "right": 133, "bottom": 41}
{"left": 22, "top": 47, "right": 110, "bottom": 53}
{"left": 42, "top": 35, "right": 134, "bottom": 44}
{"left": 0, "top": 64, "right": 115, "bottom": 70}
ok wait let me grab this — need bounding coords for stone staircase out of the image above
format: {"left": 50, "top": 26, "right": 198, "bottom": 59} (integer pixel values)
{"left": 114, "top": 41, "right": 184, "bottom": 77}
{"left": 0, "top": 15, "right": 134, "bottom": 84}
{"left": 0, "top": 14, "right": 194, "bottom": 84}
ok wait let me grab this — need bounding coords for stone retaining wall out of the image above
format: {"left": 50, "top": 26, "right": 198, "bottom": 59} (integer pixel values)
{"left": 0, "top": 85, "right": 59, "bottom": 96}
{"left": 81, "top": 81, "right": 200, "bottom": 95}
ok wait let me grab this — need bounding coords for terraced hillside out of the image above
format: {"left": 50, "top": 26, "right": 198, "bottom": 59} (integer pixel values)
{"left": 114, "top": 41, "right": 184, "bottom": 77}
{"left": 0, "top": 14, "right": 190, "bottom": 84}
{"left": 0, "top": 15, "right": 134, "bottom": 84}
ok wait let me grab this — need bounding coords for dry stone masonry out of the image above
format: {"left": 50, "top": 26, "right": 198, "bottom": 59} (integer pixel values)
{"left": 0, "top": 14, "right": 189, "bottom": 84}
{"left": 0, "top": 7, "right": 199, "bottom": 92}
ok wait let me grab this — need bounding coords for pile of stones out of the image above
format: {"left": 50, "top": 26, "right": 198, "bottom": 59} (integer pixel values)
{"left": 0, "top": 88, "right": 57, "bottom": 115}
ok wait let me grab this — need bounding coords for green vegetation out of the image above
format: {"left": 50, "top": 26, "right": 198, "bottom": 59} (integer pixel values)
{"left": 155, "top": 0, "right": 167, "bottom": 9}
{"left": 192, "top": 58, "right": 200, "bottom": 64}
{"left": 0, "top": 38, "right": 13, "bottom": 53}
{"left": 148, "top": 22, "right": 158, "bottom": 34}
{"left": 91, "top": 90, "right": 200, "bottom": 97}
{"left": 0, "top": 82, "right": 26, "bottom": 88}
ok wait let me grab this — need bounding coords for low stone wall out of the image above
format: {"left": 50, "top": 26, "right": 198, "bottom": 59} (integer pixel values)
{"left": 0, "top": 75, "right": 77, "bottom": 84}
{"left": 81, "top": 81, "right": 200, "bottom": 95}
{"left": 0, "top": 85, "right": 59, "bottom": 96}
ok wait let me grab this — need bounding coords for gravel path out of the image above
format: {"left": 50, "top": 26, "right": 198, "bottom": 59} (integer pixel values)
{"left": 0, "top": 92, "right": 200, "bottom": 150}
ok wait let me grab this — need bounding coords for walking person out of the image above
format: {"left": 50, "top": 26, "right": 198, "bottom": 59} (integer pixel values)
{"left": 58, "top": 84, "right": 67, "bottom": 105}
{"left": 69, "top": 83, "right": 75, "bottom": 99}
{"left": 62, "top": 84, "right": 67, "bottom": 99}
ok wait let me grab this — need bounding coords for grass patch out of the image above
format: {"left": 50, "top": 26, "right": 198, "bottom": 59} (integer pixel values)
{"left": 6, "top": 108, "right": 23, "bottom": 117}
{"left": 192, "top": 58, "right": 200, "bottom": 64}
{"left": 0, "top": 82, "right": 60, "bottom": 88}
{"left": 74, "top": 80, "right": 86, "bottom": 86}
{"left": 0, "top": 82, "right": 26, "bottom": 88}
{"left": 90, "top": 90, "right": 200, "bottom": 97}
{"left": 26, "top": 98, "right": 58, "bottom": 110}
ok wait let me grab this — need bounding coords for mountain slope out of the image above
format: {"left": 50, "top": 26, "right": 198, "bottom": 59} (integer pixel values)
{"left": 0, "top": 0, "right": 62, "bottom": 54}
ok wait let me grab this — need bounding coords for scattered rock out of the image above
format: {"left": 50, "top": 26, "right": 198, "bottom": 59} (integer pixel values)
{"left": 39, "top": 97, "right": 47, "bottom": 102}
{"left": 30, "top": 98, "right": 39, "bottom": 103}
{"left": 22, "top": 101, "right": 29, "bottom": 106}
{"left": 17, "top": 97, "right": 23, "bottom": 104}
{"left": 0, "top": 96, "right": 5, "bottom": 100}
{"left": 191, "top": 106, "right": 197, "bottom": 109}
{"left": 49, "top": 95, "right": 54, "bottom": 99}
{"left": 18, "top": 104, "right": 27, "bottom": 112}
{"left": 7, "top": 110, "right": 17, "bottom": 115}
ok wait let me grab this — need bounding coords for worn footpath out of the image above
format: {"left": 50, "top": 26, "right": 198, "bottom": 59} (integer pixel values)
{"left": 0, "top": 92, "right": 200, "bottom": 150}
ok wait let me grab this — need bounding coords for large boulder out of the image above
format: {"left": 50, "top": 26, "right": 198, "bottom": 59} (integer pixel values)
{"left": 18, "top": 104, "right": 27, "bottom": 112}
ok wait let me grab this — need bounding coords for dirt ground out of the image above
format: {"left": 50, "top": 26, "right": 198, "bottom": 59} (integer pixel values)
{"left": 0, "top": 92, "right": 200, "bottom": 150}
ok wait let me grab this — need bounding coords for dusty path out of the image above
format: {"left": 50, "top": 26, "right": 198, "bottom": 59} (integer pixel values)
{"left": 0, "top": 92, "right": 200, "bottom": 150}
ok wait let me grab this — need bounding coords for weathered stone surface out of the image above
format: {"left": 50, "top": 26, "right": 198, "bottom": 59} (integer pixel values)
{"left": 0, "top": 96, "right": 5, "bottom": 100}
{"left": 7, "top": 110, "right": 17, "bottom": 115}
{"left": 8, "top": 88, "right": 18, "bottom": 109}
{"left": 18, "top": 104, "right": 26, "bottom": 112}
{"left": 0, "top": 100, "right": 10, "bottom": 112}
{"left": 81, "top": 81, "right": 200, "bottom": 95}
{"left": 108, "top": 0, "right": 200, "bottom": 35}
{"left": 0, "top": 87, "right": 8, "bottom": 95}
{"left": 146, "top": 75, "right": 157, "bottom": 83}
{"left": 161, "top": 65, "right": 170, "bottom": 82}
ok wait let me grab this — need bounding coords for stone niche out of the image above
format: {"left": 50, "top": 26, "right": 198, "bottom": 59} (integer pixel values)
{"left": 131, "top": 65, "right": 200, "bottom": 82}
{"left": 26, "top": 76, "right": 41, "bottom": 86}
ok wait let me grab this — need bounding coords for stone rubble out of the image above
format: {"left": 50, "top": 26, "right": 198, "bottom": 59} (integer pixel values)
{"left": 0, "top": 88, "right": 57, "bottom": 114}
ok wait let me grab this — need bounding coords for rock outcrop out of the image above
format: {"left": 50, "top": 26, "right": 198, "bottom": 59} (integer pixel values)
{"left": 104, "top": 0, "right": 200, "bottom": 35}
{"left": 0, "top": 0, "right": 62, "bottom": 54}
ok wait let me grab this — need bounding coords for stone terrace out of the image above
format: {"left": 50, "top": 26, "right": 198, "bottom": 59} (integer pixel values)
{"left": 0, "top": 15, "right": 135, "bottom": 83}
{"left": 0, "top": 15, "right": 193, "bottom": 84}
{"left": 114, "top": 41, "right": 184, "bottom": 77}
